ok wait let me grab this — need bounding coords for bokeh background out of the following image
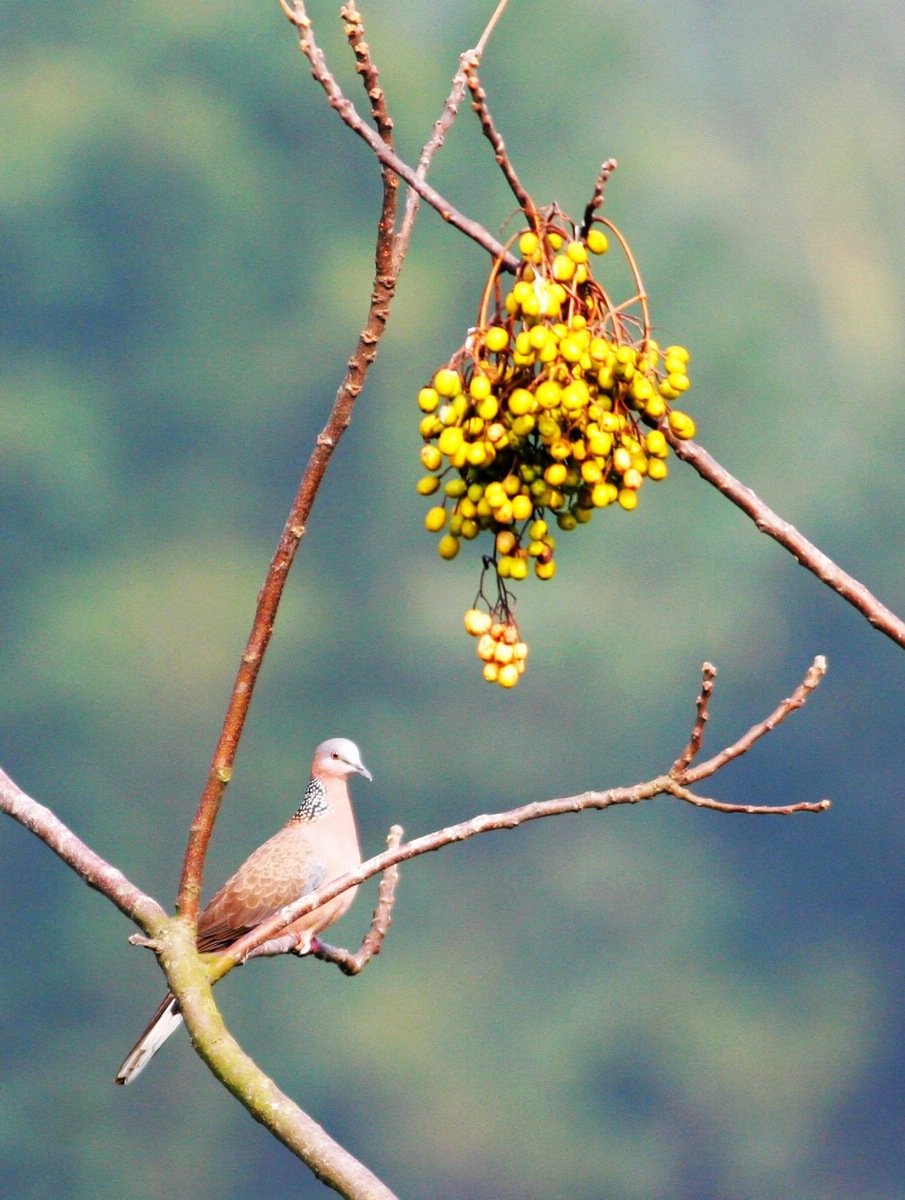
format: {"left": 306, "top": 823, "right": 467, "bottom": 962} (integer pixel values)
{"left": 2, "top": 2, "right": 904, "bottom": 1198}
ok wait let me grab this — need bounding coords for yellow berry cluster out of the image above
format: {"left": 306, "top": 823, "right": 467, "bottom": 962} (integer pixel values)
{"left": 417, "top": 212, "right": 696, "bottom": 686}
{"left": 463, "top": 607, "right": 527, "bottom": 688}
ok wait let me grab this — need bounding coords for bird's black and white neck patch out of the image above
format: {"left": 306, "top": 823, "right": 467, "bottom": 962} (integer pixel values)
{"left": 293, "top": 776, "right": 330, "bottom": 822}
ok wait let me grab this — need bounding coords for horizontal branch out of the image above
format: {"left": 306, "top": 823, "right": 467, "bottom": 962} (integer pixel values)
{"left": 0, "top": 766, "right": 165, "bottom": 934}
{"left": 216, "top": 657, "right": 829, "bottom": 974}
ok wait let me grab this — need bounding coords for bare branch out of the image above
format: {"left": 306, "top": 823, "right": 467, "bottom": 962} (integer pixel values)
{"left": 158, "top": 919, "right": 400, "bottom": 1200}
{"left": 579, "top": 157, "right": 619, "bottom": 238}
{"left": 681, "top": 655, "right": 828, "bottom": 784}
{"left": 465, "top": 60, "right": 538, "bottom": 225}
{"left": 282, "top": 0, "right": 519, "bottom": 271}
{"left": 671, "top": 661, "right": 718, "bottom": 775}
{"left": 667, "top": 432, "right": 905, "bottom": 650}
{"left": 311, "top": 824, "right": 404, "bottom": 975}
{"left": 0, "top": 767, "right": 165, "bottom": 934}
{"left": 665, "top": 781, "right": 830, "bottom": 816}
{"left": 208, "top": 658, "right": 830, "bottom": 980}
{"left": 177, "top": 8, "right": 404, "bottom": 926}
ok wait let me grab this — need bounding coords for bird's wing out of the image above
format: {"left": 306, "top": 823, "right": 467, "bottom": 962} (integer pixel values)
{"left": 196, "top": 829, "right": 327, "bottom": 953}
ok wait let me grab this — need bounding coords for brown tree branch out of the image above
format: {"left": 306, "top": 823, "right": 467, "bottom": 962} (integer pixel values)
{"left": 176, "top": 7, "right": 407, "bottom": 926}
{"left": 157, "top": 918, "right": 400, "bottom": 1200}
{"left": 680, "top": 655, "right": 828, "bottom": 784}
{"left": 210, "top": 656, "right": 830, "bottom": 980}
{"left": 281, "top": 0, "right": 519, "bottom": 272}
{"left": 665, "top": 432, "right": 905, "bottom": 650}
{"left": 310, "top": 824, "right": 404, "bottom": 975}
{"left": 465, "top": 58, "right": 538, "bottom": 226}
{"left": 671, "top": 661, "right": 718, "bottom": 776}
{"left": 0, "top": 767, "right": 165, "bottom": 934}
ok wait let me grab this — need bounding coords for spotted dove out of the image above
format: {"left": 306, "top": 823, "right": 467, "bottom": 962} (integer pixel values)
{"left": 114, "top": 736, "right": 370, "bottom": 1085}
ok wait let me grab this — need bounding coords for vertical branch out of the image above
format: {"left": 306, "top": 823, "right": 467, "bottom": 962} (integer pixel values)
{"left": 177, "top": 8, "right": 402, "bottom": 924}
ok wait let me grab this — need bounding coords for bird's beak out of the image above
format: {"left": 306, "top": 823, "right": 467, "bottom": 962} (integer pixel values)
{"left": 356, "top": 762, "right": 373, "bottom": 782}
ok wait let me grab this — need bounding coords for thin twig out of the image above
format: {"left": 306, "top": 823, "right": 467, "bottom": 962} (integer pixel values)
{"left": 396, "top": 0, "right": 512, "bottom": 273}
{"left": 666, "top": 431, "right": 905, "bottom": 650}
{"left": 341, "top": 3, "right": 393, "bottom": 144}
{"left": 283, "top": 0, "right": 519, "bottom": 272}
{"left": 579, "top": 157, "right": 618, "bottom": 238}
{"left": 311, "top": 824, "right": 404, "bottom": 975}
{"left": 671, "top": 661, "right": 718, "bottom": 775}
{"left": 681, "top": 655, "right": 828, "bottom": 784}
{"left": 465, "top": 61, "right": 538, "bottom": 226}
{"left": 665, "top": 781, "right": 829, "bottom": 815}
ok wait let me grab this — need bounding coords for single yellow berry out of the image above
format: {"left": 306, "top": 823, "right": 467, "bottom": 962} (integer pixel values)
{"left": 623, "top": 468, "right": 643, "bottom": 490}
{"left": 416, "top": 475, "right": 440, "bottom": 496}
{"left": 482, "top": 661, "right": 500, "bottom": 683}
{"left": 647, "top": 458, "right": 668, "bottom": 481}
{"left": 586, "top": 228, "right": 609, "bottom": 255}
{"left": 476, "top": 634, "right": 497, "bottom": 662}
{"left": 418, "top": 387, "right": 440, "bottom": 413}
{"left": 507, "top": 388, "right": 534, "bottom": 417}
{"left": 644, "top": 429, "right": 668, "bottom": 457}
{"left": 464, "top": 609, "right": 492, "bottom": 637}
{"left": 433, "top": 368, "right": 461, "bottom": 397}
{"left": 667, "top": 372, "right": 690, "bottom": 393}
{"left": 566, "top": 240, "right": 588, "bottom": 264}
{"left": 469, "top": 374, "right": 492, "bottom": 401}
{"left": 484, "top": 326, "right": 510, "bottom": 353}
{"left": 420, "top": 444, "right": 442, "bottom": 471}
{"left": 668, "top": 411, "right": 697, "bottom": 439}
{"left": 535, "top": 559, "right": 556, "bottom": 580}
{"left": 494, "top": 640, "right": 514, "bottom": 665}
{"left": 437, "top": 534, "right": 460, "bottom": 559}
{"left": 518, "top": 231, "right": 540, "bottom": 257}
{"left": 424, "top": 506, "right": 448, "bottom": 532}
{"left": 552, "top": 254, "right": 575, "bottom": 282}
{"left": 497, "top": 662, "right": 520, "bottom": 688}
{"left": 437, "top": 426, "right": 463, "bottom": 458}
{"left": 511, "top": 493, "right": 533, "bottom": 521}
{"left": 535, "top": 380, "right": 563, "bottom": 410}
{"left": 617, "top": 488, "right": 638, "bottom": 511}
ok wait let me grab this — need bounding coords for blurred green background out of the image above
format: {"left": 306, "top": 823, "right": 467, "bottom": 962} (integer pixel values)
{"left": 2, "top": 2, "right": 904, "bottom": 1198}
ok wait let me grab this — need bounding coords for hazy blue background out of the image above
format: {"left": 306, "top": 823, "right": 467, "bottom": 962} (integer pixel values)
{"left": 2, "top": 3, "right": 904, "bottom": 1198}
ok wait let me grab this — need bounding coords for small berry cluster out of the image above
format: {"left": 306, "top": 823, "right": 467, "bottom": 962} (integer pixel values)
{"left": 417, "top": 212, "right": 695, "bottom": 686}
{"left": 463, "top": 607, "right": 527, "bottom": 689}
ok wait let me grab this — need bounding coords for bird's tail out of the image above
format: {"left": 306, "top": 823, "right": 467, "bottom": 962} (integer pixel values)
{"left": 114, "top": 993, "right": 183, "bottom": 1085}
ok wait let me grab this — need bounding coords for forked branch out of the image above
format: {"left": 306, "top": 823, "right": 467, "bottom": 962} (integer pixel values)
{"left": 211, "top": 656, "right": 830, "bottom": 978}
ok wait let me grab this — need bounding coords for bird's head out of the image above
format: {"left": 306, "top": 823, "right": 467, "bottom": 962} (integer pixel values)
{"left": 313, "top": 737, "right": 372, "bottom": 782}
